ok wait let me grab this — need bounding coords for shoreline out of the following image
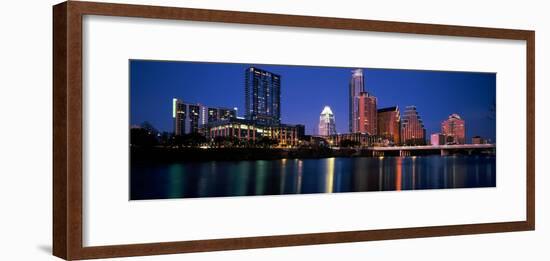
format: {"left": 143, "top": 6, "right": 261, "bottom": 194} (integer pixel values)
{"left": 130, "top": 147, "right": 495, "bottom": 163}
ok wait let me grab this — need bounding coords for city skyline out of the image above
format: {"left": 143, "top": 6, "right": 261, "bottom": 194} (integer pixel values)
{"left": 318, "top": 106, "right": 337, "bottom": 136}
{"left": 130, "top": 60, "right": 496, "bottom": 142}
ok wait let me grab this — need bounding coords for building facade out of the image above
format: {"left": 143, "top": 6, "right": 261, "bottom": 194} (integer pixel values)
{"left": 326, "top": 132, "right": 378, "bottom": 148}
{"left": 244, "top": 67, "right": 281, "bottom": 125}
{"left": 377, "top": 106, "right": 400, "bottom": 144}
{"left": 401, "top": 106, "right": 426, "bottom": 145}
{"left": 295, "top": 124, "right": 306, "bottom": 139}
{"left": 204, "top": 118, "right": 299, "bottom": 147}
{"left": 472, "top": 136, "right": 488, "bottom": 144}
{"left": 173, "top": 98, "right": 187, "bottom": 136}
{"left": 358, "top": 92, "right": 377, "bottom": 135}
{"left": 172, "top": 98, "right": 236, "bottom": 135}
{"left": 349, "top": 69, "right": 365, "bottom": 133}
{"left": 441, "top": 113, "right": 465, "bottom": 144}
{"left": 318, "top": 106, "right": 337, "bottom": 136}
{"left": 430, "top": 133, "right": 446, "bottom": 146}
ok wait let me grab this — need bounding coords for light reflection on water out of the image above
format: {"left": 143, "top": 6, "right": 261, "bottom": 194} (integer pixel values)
{"left": 130, "top": 155, "right": 496, "bottom": 200}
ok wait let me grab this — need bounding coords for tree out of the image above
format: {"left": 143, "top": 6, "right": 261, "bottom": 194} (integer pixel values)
{"left": 340, "top": 139, "right": 360, "bottom": 148}
{"left": 184, "top": 132, "right": 207, "bottom": 147}
{"left": 258, "top": 136, "right": 278, "bottom": 148}
{"left": 210, "top": 136, "right": 241, "bottom": 148}
{"left": 130, "top": 128, "right": 158, "bottom": 147}
{"left": 172, "top": 132, "right": 207, "bottom": 148}
{"left": 158, "top": 132, "right": 172, "bottom": 146}
{"left": 213, "top": 136, "right": 226, "bottom": 148}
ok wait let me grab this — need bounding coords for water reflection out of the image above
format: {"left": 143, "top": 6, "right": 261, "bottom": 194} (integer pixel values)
{"left": 325, "top": 158, "right": 335, "bottom": 193}
{"left": 130, "top": 155, "right": 496, "bottom": 200}
{"left": 395, "top": 157, "right": 404, "bottom": 191}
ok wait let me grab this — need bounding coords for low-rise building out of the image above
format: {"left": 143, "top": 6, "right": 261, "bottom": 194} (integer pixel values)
{"left": 203, "top": 118, "right": 299, "bottom": 147}
{"left": 472, "top": 136, "right": 489, "bottom": 144}
{"left": 430, "top": 133, "right": 446, "bottom": 146}
{"left": 325, "top": 132, "right": 380, "bottom": 148}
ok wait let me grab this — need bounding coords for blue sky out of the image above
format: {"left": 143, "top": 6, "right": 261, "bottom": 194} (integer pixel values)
{"left": 130, "top": 60, "right": 496, "bottom": 142}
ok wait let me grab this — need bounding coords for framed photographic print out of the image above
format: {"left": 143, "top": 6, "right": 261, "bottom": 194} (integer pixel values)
{"left": 53, "top": 1, "right": 535, "bottom": 260}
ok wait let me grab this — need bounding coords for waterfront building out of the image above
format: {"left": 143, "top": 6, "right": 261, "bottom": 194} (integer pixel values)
{"left": 173, "top": 98, "right": 187, "bottom": 136}
{"left": 441, "top": 113, "right": 466, "bottom": 144}
{"left": 204, "top": 118, "right": 299, "bottom": 147}
{"left": 188, "top": 104, "right": 201, "bottom": 133}
{"left": 326, "top": 132, "right": 379, "bottom": 148}
{"left": 295, "top": 124, "right": 306, "bottom": 139}
{"left": 318, "top": 106, "right": 337, "bottom": 136}
{"left": 358, "top": 92, "right": 377, "bottom": 135}
{"left": 219, "top": 107, "right": 237, "bottom": 120}
{"left": 472, "top": 136, "right": 488, "bottom": 144}
{"left": 349, "top": 69, "right": 365, "bottom": 133}
{"left": 204, "top": 107, "right": 218, "bottom": 125}
{"left": 245, "top": 67, "right": 281, "bottom": 125}
{"left": 200, "top": 106, "right": 236, "bottom": 126}
{"left": 172, "top": 98, "right": 236, "bottom": 135}
{"left": 401, "top": 106, "right": 426, "bottom": 145}
{"left": 430, "top": 133, "right": 446, "bottom": 146}
{"left": 377, "top": 106, "right": 400, "bottom": 144}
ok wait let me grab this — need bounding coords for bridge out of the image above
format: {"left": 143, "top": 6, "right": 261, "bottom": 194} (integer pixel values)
{"left": 368, "top": 144, "right": 496, "bottom": 157}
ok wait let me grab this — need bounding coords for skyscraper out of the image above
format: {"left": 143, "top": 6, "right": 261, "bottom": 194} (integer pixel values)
{"left": 441, "top": 113, "right": 465, "bottom": 144}
{"left": 358, "top": 92, "right": 377, "bottom": 135}
{"left": 202, "top": 106, "right": 236, "bottom": 126}
{"left": 173, "top": 98, "right": 186, "bottom": 136}
{"left": 245, "top": 67, "right": 281, "bottom": 125}
{"left": 188, "top": 104, "right": 201, "bottom": 133}
{"left": 377, "top": 106, "right": 401, "bottom": 144}
{"left": 349, "top": 69, "right": 364, "bottom": 133}
{"left": 218, "top": 107, "right": 237, "bottom": 121}
{"left": 401, "top": 106, "right": 426, "bottom": 145}
{"left": 172, "top": 98, "right": 236, "bottom": 135}
{"left": 318, "top": 106, "right": 337, "bottom": 136}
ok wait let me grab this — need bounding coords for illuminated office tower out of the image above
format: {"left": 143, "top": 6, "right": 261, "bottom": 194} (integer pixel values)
{"left": 358, "top": 92, "right": 377, "bottom": 135}
{"left": 201, "top": 106, "right": 237, "bottom": 126}
{"left": 441, "top": 113, "right": 466, "bottom": 144}
{"left": 349, "top": 69, "right": 365, "bottom": 132}
{"left": 377, "top": 106, "right": 401, "bottom": 144}
{"left": 400, "top": 106, "right": 426, "bottom": 145}
{"left": 218, "top": 107, "right": 237, "bottom": 121}
{"left": 319, "top": 106, "right": 337, "bottom": 136}
{"left": 245, "top": 67, "right": 281, "bottom": 125}
{"left": 173, "top": 98, "right": 187, "bottom": 136}
{"left": 173, "top": 98, "right": 236, "bottom": 135}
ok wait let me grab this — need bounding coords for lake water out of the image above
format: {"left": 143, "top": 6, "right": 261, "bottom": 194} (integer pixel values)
{"left": 130, "top": 155, "right": 496, "bottom": 200}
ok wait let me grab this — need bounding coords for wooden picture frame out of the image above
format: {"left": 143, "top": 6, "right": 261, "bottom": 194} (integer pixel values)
{"left": 53, "top": 1, "right": 535, "bottom": 260}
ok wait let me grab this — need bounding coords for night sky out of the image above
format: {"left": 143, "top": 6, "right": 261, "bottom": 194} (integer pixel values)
{"left": 130, "top": 60, "right": 496, "bottom": 142}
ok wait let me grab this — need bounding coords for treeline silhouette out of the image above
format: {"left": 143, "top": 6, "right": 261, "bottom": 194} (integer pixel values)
{"left": 131, "top": 128, "right": 282, "bottom": 149}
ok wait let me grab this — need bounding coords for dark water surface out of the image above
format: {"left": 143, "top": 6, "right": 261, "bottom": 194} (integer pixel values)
{"left": 130, "top": 155, "right": 496, "bottom": 200}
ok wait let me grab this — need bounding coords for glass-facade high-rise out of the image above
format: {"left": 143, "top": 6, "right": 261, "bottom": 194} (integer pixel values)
{"left": 318, "top": 106, "right": 337, "bottom": 136}
{"left": 173, "top": 98, "right": 187, "bottom": 136}
{"left": 441, "top": 113, "right": 466, "bottom": 144}
{"left": 401, "top": 106, "right": 426, "bottom": 145}
{"left": 377, "top": 106, "right": 401, "bottom": 144}
{"left": 349, "top": 69, "right": 365, "bottom": 133}
{"left": 218, "top": 108, "right": 237, "bottom": 121}
{"left": 245, "top": 67, "right": 281, "bottom": 125}
{"left": 349, "top": 69, "right": 378, "bottom": 135}
{"left": 358, "top": 92, "right": 377, "bottom": 135}
{"left": 188, "top": 104, "right": 201, "bottom": 134}
{"left": 172, "top": 98, "right": 236, "bottom": 135}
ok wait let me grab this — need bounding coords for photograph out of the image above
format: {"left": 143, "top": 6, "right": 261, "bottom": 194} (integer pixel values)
{"left": 129, "top": 60, "right": 497, "bottom": 200}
